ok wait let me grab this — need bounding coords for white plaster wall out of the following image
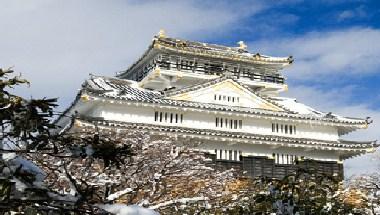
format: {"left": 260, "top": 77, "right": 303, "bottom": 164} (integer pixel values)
{"left": 92, "top": 104, "right": 153, "bottom": 124}
{"left": 182, "top": 111, "right": 215, "bottom": 129}
{"left": 296, "top": 123, "right": 338, "bottom": 141}
{"left": 88, "top": 102, "right": 339, "bottom": 141}
{"left": 195, "top": 140, "right": 340, "bottom": 161}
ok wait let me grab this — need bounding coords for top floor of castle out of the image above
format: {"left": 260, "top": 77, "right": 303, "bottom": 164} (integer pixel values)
{"left": 116, "top": 30, "right": 293, "bottom": 96}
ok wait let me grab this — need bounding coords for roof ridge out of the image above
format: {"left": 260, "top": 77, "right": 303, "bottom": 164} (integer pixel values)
{"left": 156, "top": 36, "right": 244, "bottom": 53}
{"left": 155, "top": 36, "right": 293, "bottom": 61}
{"left": 117, "top": 34, "right": 293, "bottom": 78}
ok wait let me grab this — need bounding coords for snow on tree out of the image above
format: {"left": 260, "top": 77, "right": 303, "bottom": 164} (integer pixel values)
{"left": 346, "top": 174, "right": 380, "bottom": 214}
{"left": 29, "top": 119, "right": 240, "bottom": 212}
{"left": 0, "top": 68, "right": 240, "bottom": 213}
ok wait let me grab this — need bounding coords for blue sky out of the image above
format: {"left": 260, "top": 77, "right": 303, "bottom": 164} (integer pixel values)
{"left": 1, "top": 0, "right": 379, "bottom": 176}
{"left": 207, "top": 0, "right": 380, "bottom": 110}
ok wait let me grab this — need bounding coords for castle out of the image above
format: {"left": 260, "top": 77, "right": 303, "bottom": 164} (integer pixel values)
{"left": 56, "top": 30, "right": 378, "bottom": 179}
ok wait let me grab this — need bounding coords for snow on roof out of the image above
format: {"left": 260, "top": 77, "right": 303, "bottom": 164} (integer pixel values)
{"left": 86, "top": 76, "right": 159, "bottom": 100}
{"left": 272, "top": 97, "right": 324, "bottom": 116}
{"left": 78, "top": 76, "right": 368, "bottom": 126}
{"left": 272, "top": 97, "right": 367, "bottom": 123}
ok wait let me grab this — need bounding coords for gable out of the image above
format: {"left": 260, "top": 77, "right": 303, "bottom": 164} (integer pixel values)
{"left": 167, "top": 79, "right": 284, "bottom": 111}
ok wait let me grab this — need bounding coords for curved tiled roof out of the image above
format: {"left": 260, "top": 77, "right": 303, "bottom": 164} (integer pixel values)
{"left": 155, "top": 36, "right": 293, "bottom": 65}
{"left": 117, "top": 35, "right": 293, "bottom": 78}
{"left": 82, "top": 76, "right": 369, "bottom": 127}
{"left": 74, "top": 118, "right": 378, "bottom": 152}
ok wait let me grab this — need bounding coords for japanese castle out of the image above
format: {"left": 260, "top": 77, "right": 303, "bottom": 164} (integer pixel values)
{"left": 57, "top": 30, "right": 378, "bottom": 179}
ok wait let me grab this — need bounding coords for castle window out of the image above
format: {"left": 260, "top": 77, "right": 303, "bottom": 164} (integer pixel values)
{"left": 274, "top": 153, "right": 297, "bottom": 165}
{"left": 176, "top": 57, "right": 181, "bottom": 70}
{"left": 272, "top": 123, "right": 296, "bottom": 135}
{"left": 154, "top": 111, "right": 158, "bottom": 121}
{"left": 216, "top": 149, "right": 241, "bottom": 161}
{"left": 214, "top": 94, "right": 240, "bottom": 104}
{"left": 155, "top": 111, "right": 183, "bottom": 124}
{"left": 215, "top": 117, "right": 242, "bottom": 130}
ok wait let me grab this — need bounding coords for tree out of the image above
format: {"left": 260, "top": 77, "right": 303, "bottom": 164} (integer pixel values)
{"left": 346, "top": 173, "right": 380, "bottom": 214}
{"left": 0, "top": 68, "right": 238, "bottom": 214}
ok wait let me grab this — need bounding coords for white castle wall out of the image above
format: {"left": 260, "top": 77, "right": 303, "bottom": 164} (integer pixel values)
{"left": 195, "top": 141, "right": 340, "bottom": 161}
{"left": 89, "top": 103, "right": 339, "bottom": 142}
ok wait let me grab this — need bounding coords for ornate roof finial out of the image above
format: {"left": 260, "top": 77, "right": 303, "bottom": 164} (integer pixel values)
{"left": 158, "top": 29, "right": 166, "bottom": 38}
{"left": 237, "top": 41, "right": 247, "bottom": 50}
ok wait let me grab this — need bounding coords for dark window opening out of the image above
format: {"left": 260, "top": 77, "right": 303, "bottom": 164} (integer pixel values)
{"left": 154, "top": 111, "right": 158, "bottom": 121}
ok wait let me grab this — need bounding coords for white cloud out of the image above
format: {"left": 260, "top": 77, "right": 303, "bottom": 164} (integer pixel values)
{"left": 337, "top": 5, "right": 367, "bottom": 22}
{"left": 253, "top": 27, "right": 380, "bottom": 81}
{"left": 0, "top": 0, "right": 264, "bottom": 109}
{"left": 338, "top": 10, "right": 355, "bottom": 21}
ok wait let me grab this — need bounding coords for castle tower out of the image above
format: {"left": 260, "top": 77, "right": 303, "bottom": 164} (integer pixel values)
{"left": 56, "top": 31, "right": 378, "bottom": 179}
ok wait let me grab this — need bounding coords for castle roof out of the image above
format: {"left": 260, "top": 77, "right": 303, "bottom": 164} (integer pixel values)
{"left": 73, "top": 118, "right": 379, "bottom": 160}
{"left": 154, "top": 36, "right": 293, "bottom": 65}
{"left": 117, "top": 34, "right": 293, "bottom": 78}
{"left": 51, "top": 75, "right": 371, "bottom": 138}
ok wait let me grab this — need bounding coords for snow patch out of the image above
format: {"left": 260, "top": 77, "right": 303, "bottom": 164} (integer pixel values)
{"left": 97, "top": 204, "right": 159, "bottom": 215}
{"left": 273, "top": 97, "right": 323, "bottom": 115}
{"left": 2, "top": 153, "right": 16, "bottom": 161}
{"left": 149, "top": 196, "right": 209, "bottom": 209}
{"left": 107, "top": 188, "right": 133, "bottom": 201}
